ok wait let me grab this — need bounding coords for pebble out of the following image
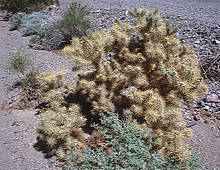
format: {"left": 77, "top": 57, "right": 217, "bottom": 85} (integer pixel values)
{"left": 199, "top": 100, "right": 205, "bottom": 107}
{"left": 212, "top": 39, "right": 220, "bottom": 45}
{"left": 204, "top": 106, "right": 210, "bottom": 111}
{"left": 185, "top": 109, "right": 191, "bottom": 113}
{"left": 211, "top": 103, "right": 216, "bottom": 107}
{"left": 94, "top": 9, "right": 101, "bottom": 13}
{"left": 194, "top": 113, "right": 201, "bottom": 121}
{"left": 206, "top": 112, "right": 212, "bottom": 117}
{"left": 184, "top": 115, "right": 192, "bottom": 121}
{"left": 0, "top": 128, "right": 7, "bottom": 131}
{"left": 194, "top": 40, "right": 200, "bottom": 44}
{"left": 212, "top": 108, "right": 219, "bottom": 112}
{"left": 216, "top": 116, "right": 220, "bottom": 120}
{"left": 186, "top": 121, "right": 198, "bottom": 127}
{"left": 120, "top": 16, "right": 126, "bottom": 20}
{"left": 193, "top": 104, "right": 199, "bottom": 108}
{"left": 204, "top": 118, "right": 210, "bottom": 123}
{"left": 194, "top": 108, "right": 200, "bottom": 112}
{"left": 208, "top": 109, "right": 213, "bottom": 113}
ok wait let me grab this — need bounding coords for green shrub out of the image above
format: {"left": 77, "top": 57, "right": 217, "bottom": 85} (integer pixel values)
{"left": 29, "top": 23, "right": 72, "bottom": 50}
{"left": 58, "top": 2, "right": 91, "bottom": 37}
{"left": 8, "top": 12, "right": 26, "bottom": 31}
{"left": 65, "top": 112, "right": 203, "bottom": 169}
{"left": 20, "top": 12, "right": 47, "bottom": 36}
{"left": 9, "top": 12, "right": 48, "bottom": 36}
{"left": 0, "top": 0, "right": 59, "bottom": 13}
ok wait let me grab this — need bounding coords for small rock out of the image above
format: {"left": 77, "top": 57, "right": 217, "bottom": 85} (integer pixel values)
{"left": 216, "top": 116, "right": 220, "bottom": 120}
{"left": 194, "top": 40, "right": 200, "bottom": 44}
{"left": 212, "top": 40, "right": 220, "bottom": 45}
{"left": 208, "top": 109, "right": 213, "bottom": 112}
{"left": 212, "top": 108, "right": 218, "bottom": 112}
{"left": 184, "top": 115, "right": 192, "bottom": 121}
{"left": 194, "top": 113, "right": 201, "bottom": 121}
{"left": 199, "top": 100, "right": 205, "bottom": 107}
{"left": 204, "top": 118, "right": 210, "bottom": 123}
{"left": 193, "top": 104, "right": 199, "bottom": 108}
{"left": 12, "top": 121, "right": 20, "bottom": 127}
{"left": 206, "top": 112, "right": 212, "bottom": 117}
{"left": 194, "top": 108, "right": 200, "bottom": 112}
{"left": 185, "top": 109, "right": 191, "bottom": 113}
{"left": 193, "top": 44, "right": 199, "bottom": 48}
{"left": 0, "top": 128, "right": 7, "bottom": 131}
{"left": 205, "top": 94, "right": 220, "bottom": 103}
{"left": 186, "top": 121, "right": 198, "bottom": 127}
{"left": 212, "top": 103, "right": 216, "bottom": 107}
{"left": 94, "top": 9, "right": 101, "bottom": 13}
{"left": 204, "top": 105, "right": 210, "bottom": 110}
{"left": 120, "top": 16, "right": 126, "bottom": 20}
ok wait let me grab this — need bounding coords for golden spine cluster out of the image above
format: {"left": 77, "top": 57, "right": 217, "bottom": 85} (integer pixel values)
{"left": 37, "top": 8, "right": 208, "bottom": 163}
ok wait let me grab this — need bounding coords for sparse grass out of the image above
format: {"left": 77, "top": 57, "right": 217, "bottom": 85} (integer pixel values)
{"left": 8, "top": 49, "right": 31, "bottom": 75}
{"left": 7, "top": 49, "right": 39, "bottom": 89}
{"left": 6, "top": 49, "right": 41, "bottom": 109}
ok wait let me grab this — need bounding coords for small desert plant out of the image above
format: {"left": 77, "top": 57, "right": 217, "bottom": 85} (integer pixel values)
{"left": 21, "top": 69, "right": 39, "bottom": 88}
{"left": 6, "top": 49, "right": 41, "bottom": 109}
{"left": 7, "top": 49, "right": 39, "bottom": 88}
{"left": 0, "top": 0, "right": 59, "bottom": 13}
{"left": 8, "top": 49, "right": 31, "bottom": 75}
{"left": 28, "top": 2, "right": 90, "bottom": 50}
{"left": 29, "top": 23, "right": 72, "bottom": 50}
{"left": 65, "top": 112, "right": 203, "bottom": 169}
{"left": 9, "top": 12, "right": 47, "bottom": 36}
{"left": 58, "top": 2, "right": 91, "bottom": 37}
{"left": 20, "top": 12, "right": 47, "bottom": 36}
{"left": 8, "top": 12, "right": 26, "bottom": 31}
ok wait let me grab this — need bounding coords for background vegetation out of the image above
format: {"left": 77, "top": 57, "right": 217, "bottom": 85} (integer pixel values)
{"left": 0, "top": 0, "right": 59, "bottom": 13}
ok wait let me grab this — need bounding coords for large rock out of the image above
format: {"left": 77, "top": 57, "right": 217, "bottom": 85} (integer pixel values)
{"left": 205, "top": 94, "right": 220, "bottom": 103}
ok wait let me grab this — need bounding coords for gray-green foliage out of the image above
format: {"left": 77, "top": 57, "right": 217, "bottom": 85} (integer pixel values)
{"left": 65, "top": 112, "right": 203, "bottom": 169}
{"left": 59, "top": 2, "right": 91, "bottom": 36}
{"left": 20, "top": 12, "right": 47, "bottom": 36}
{"left": 29, "top": 23, "right": 71, "bottom": 50}
{"left": 9, "top": 2, "right": 91, "bottom": 50}
{"left": 9, "top": 12, "right": 47, "bottom": 36}
{"left": 9, "top": 13, "right": 26, "bottom": 31}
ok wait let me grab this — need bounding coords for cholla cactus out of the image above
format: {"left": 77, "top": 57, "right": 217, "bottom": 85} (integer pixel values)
{"left": 38, "top": 8, "right": 208, "bottom": 163}
{"left": 37, "top": 70, "right": 87, "bottom": 159}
